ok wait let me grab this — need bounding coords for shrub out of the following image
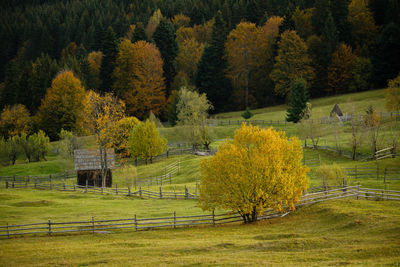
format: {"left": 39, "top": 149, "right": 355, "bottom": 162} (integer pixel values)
{"left": 241, "top": 108, "right": 254, "bottom": 120}
{"left": 316, "top": 164, "right": 344, "bottom": 188}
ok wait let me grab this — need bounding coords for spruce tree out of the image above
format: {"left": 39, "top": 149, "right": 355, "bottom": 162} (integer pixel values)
{"left": 132, "top": 22, "right": 147, "bottom": 43}
{"left": 99, "top": 26, "right": 118, "bottom": 92}
{"left": 286, "top": 79, "right": 309, "bottom": 123}
{"left": 153, "top": 20, "right": 178, "bottom": 95}
{"left": 195, "top": 11, "right": 232, "bottom": 113}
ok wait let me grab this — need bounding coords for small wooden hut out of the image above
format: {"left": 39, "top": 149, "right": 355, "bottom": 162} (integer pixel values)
{"left": 74, "top": 149, "right": 115, "bottom": 187}
{"left": 330, "top": 104, "right": 343, "bottom": 117}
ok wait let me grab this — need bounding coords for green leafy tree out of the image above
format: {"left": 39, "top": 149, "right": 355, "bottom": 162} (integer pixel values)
{"left": 241, "top": 108, "right": 254, "bottom": 120}
{"left": 58, "top": 129, "right": 82, "bottom": 159}
{"left": 177, "top": 86, "right": 213, "bottom": 149}
{"left": 385, "top": 74, "right": 400, "bottom": 112}
{"left": 286, "top": 79, "right": 310, "bottom": 123}
{"left": 128, "top": 120, "right": 167, "bottom": 164}
{"left": 349, "top": 57, "right": 372, "bottom": 92}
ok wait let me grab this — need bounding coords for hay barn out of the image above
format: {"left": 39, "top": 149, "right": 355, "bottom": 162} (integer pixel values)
{"left": 74, "top": 149, "right": 115, "bottom": 187}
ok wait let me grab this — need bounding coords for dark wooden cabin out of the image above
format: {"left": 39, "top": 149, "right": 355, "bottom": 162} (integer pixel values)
{"left": 74, "top": 149, "right": 115, "bottom": 187}
{"left": 330, "top": 104, "right": 343, "bottom": 117}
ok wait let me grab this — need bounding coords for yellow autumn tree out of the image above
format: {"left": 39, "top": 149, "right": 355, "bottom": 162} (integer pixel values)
{"left": 87, "top": 51, "right": 103, "bottom": 90}
{"left": 83, "top": 90, "right": 125, "bottom": 187}
{"left": 36, "top": 70, "right": 86, "bottom": 140}
{"left": 226, "top": 17, "right": 282, "bottom": 107}
{"left": 172, "top": 14, "right": 191, "bottom": 28}
{"left": 0, "top": 104, "right": 31, "bottom": 138}
{"left": 128, "top": 120, "right": 167, "bottom": 164}
{"left": 174, "top": 38, "right": 204, "bottom": 80}
{"left": 270, "top": 30, "right": 315, "bottom": 97}
{"left": 348, "top": 0, "right": 378, "bottom": 51}
{"left": 108, "top": 116, "right": 140, "bottom": 158}
{"left": 292, "top": 7, "right": 314, "bottom": 40}
{"left": 200, "top": 124, "right": 309, "bottom": 223}
{"left": 385, "top": 74, "right": 400, "bottom": 111}
{"left": 328, "top": 43, "right": 356, "bottom": 94}
{"left": 145, "top": 9, "right": 163, "bottom": 39}
{"left": 113, "top": 39, "right": 166, "bottom": 119}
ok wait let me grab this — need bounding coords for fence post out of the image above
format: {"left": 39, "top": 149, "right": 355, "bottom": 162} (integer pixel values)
{"left": 5, "top": 181, "right": 8, "bottom": 189}
{"left": 195, "top": 182, "right": 198, "bottom": 196}
{"left": 134, "top": 214, "right": 137, "bottom": 231}
{"left": 384, "top": 168, "right": 387, "bottom": 184}
{"left": 139, "top": 186, "right": 142, "bottom": 198}
{"left": 174, "top": 186, "right": 177, "bottom": 199}
{"left": 85, "top": 180, "right": 88, "bottom": 193}
{"left": 185, "top": 185, "right": 188, "bottom": 200}
{"left": 128, "top": 186, "right": 131, "bottom": 196}
{"left": 212, "top": 210, "right": 215, "bottom": 226}
{"left": 167, "top": 150, "right": 169, "bottom": 158}
{"left": 355, "top": 166, "right": 358, "bottom": 180}
{"left": 174, "top": 211, "right": 176, "bottom": 229}
{"left": 6, "top": 223, "right": 10, "bottom": 238}
{"left": 63, "top": 183, "right": 66, "bottom": 191}
{"left": 34, "top": 178, "right": 37, "bottom": 189}
{"left": 134, "top": 177, "right": 137, "bottom": 190}
{"left": 385, "top": 183, "right": 388, "bottom": 200}
{"left": 48, "top": 219, "right": 51, "bottom": 235}
{"left": 160, "top": 186, "right": 162, "bottom": 199}
{"left": 12, "top": 179, "right": 14, "bottom": 188}
{"left": 92, "top": 216, "right": 95, "bottom": 235}
{"left": 318, "top": 154, "right": 321, "bottom": 165}
{"left": 357, "top": 182, "right": 360, "bottom": 200}
{"left": 116, "top": 184, "right": 118, "bottom": 195}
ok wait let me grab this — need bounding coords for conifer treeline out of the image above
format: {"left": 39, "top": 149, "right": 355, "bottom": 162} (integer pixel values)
{"left": 1, "top": 0, "right": 399, "bottom": 116}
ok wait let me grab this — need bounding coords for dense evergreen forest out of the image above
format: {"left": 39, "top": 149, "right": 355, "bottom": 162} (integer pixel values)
{"left": 1, "top": 0, "right": 399, "bottom": 127}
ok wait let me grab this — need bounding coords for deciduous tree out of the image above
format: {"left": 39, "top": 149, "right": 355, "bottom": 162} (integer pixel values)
{"left": 108, "top": 116, "right": 140, "bottom": 158}
{"left": 128, "top": 120, "right": 167, "bottom": 164}
{"left": 270, "top": 30, "right": 314, "bottom": 97}
{"left": 36, "top": 71, "right": 86, "bottom": 140}
{"left": 199, "top": 124, "right": 309, "bottom": 223}
{"left": 0, "top": 104, "right": 31, "bottom": 138}
{"left": 385, "top": 74, "right": 400, "bottom": 112}
{"left": 113, "top": 40, "right": 166, "bottom": 119}
{"left": 328, "top": 43, "right": 356, "bottom": 94}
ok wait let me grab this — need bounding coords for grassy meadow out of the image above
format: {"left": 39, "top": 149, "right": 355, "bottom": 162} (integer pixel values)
{"left": 0, "top": 88, "right": 399, "bottom": 266}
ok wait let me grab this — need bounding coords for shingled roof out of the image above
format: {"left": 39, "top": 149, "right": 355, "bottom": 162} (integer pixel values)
{"left": 330, "top": 104, "right": 343, "bottom": 117}
{"left": 74, "top": 149, "right": 115, "bottom": 171}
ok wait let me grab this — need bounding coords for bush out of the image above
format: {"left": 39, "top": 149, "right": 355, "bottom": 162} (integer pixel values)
{"left": 20, "top": 131, "right": 50, "bottom": 162}
{"left": 315, "top": 164, "right": 344, "bottom": 187}
{"left": 241, "top": 108, "right": 254, "bottom": 120}
{"left": 108, "top": 117, "right": 140, "bottom": 158}
{"left": 58, "top": 129, "right": 82, "bottom": 159}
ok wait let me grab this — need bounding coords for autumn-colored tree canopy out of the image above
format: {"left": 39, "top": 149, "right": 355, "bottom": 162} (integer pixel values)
{"left": 36, "top": 70, "right": 86, "bottom": 140}
{"left": 328, "top": 43, "right": 356, "bottom": 94}
{"left": 113, "top": 39, "right": 166, "bottom": 119}
{"left": 0, "top": 104, "right": 31, "bottom": 138}
{"left": 385, "top": 74, "right": 400, "bottom": 111}
{"left": 225, "top": 17, "right": 282, "bottom": 107}
{"left": 108, "top": 116, "right": 140, "bottom": 158}
{"left": 174, "top": 38, "right": 204, "bottom": 81}
{"left": 270, "top": 30, "right": 315, "bottom": 97}
{"left": 199, "top": 124, "right": 309, "bottom": 223}
{"left": 128, "top": 120, "right": 167, "bottom": 164}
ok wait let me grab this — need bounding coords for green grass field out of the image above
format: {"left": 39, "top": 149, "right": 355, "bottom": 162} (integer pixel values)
{"left": 0, "top": 198, "right": 399, "bottom": 266}
{"left": 0, "top": 88, "right": 399, "bottom": 266}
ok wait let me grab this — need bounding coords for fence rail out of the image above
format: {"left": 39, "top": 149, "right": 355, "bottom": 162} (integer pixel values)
{"left": 0, "top": 170, "right": 76, "bottom": 183}
{"left": 2, "top": 185, "right": 399, "bottom": 239}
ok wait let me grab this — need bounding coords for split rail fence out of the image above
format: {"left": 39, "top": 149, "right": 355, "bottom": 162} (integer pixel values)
{"left": 0, "top": 170, "right": 75, "bottom": 183}
{"left": 1, "top": 185, "right": 399, "bottom": 238}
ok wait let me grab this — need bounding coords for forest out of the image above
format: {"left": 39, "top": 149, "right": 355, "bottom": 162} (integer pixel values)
{"left": 1, "top": 0, "right": 400, "bottom": 139}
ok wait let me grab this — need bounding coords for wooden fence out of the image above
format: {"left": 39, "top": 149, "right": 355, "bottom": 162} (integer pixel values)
{"left": 0, "top": 170, "right": 76, "bottom": 183}
{"left": 2, "top": 185, "right": 398, "bottom": 238}
{"left": 342, "top": 166, "right": 400, "bottom": 182}
{"left": 207, "top": 119, "right": 289, "bottom": 127}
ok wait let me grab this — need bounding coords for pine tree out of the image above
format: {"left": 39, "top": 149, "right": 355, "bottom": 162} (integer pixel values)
{"left": 153, "top": 20, "right": 178, "bottom": 95}
{"left": 286, "top": 79, "right": 309, "bottom": 123}
{"left": 132, "top": 22, "right": 147, "bottom": 43}
{"left": 312, "top": 0, "right": 330, "bottom": 35}
{"left": 99, "top": 26, "right": 118, "bottom": 92}
{"left": 195, "top": 12, "right": 232, "bottom": 113}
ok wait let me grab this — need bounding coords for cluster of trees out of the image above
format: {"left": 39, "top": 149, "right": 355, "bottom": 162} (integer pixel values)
{"left": 1, "top": 0, "right": 399, "bottom": 125}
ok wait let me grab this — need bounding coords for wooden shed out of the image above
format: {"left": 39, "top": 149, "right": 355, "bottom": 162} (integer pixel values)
{"left": 330, "top": 104, "right": 343, "bottom": 117}
{"left": 74, "top": 149, "right": 115, "bottom": 187}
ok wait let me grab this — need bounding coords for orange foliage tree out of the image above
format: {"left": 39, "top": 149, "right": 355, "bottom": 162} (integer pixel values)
{"left": 113, "top": 39, "right": 166, "bottom": 119}
{"left": 36, "top": 71, "right": 86, "bottom": 140}
{"left": 328, "top": 43, "right": 356, "bottom": 94}
{"left": 87, "top": 51, "right": 103, "bottom": 90}
{"left": 199, "top": 124, "right": 309, "bottom": 223}
{"left": 225, "top": 17, "right": 282, "bottom": 107}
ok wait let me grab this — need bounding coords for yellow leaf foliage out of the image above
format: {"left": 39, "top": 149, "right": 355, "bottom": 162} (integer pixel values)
{"left": 270, "top": 30, "right": 315, "bottom": 97}
{"left": 128, "top": 120, "right": 167, "bottom": 163}
{"left": 113, "top": 39, "right": 166, "bottom": 119}
{"left": 199, "top": 124, "right": 309, "bottom": 222}
{"left": 145, "top": 9, "right": 163, "bottom": 39}
{"left": 87, "top": 51, "right": 103, "bottom": 90}
{"left": 107, "top": 116, "right": 140, "bottom": 158}
{"left": 174, "top": 38, "right": 205, "bottom": 80}
{"left": 292, "top": 7, "right": 314, "bottom": 40}
{"left": 172, "top": 14, "right": 191, "bottom": 28}
{"left": 0, "top": 104, "right": 31, "bottom": 138}
{"left": 385, "top": 74, "right": 400, "bottom": 112}
{"left": 36, "top": 70, "right": 86, "bottom": 140}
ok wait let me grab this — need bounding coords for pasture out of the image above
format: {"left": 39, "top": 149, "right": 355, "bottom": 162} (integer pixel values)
{"left": 0, "top": 88, "right": 399, "bottom": 266}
